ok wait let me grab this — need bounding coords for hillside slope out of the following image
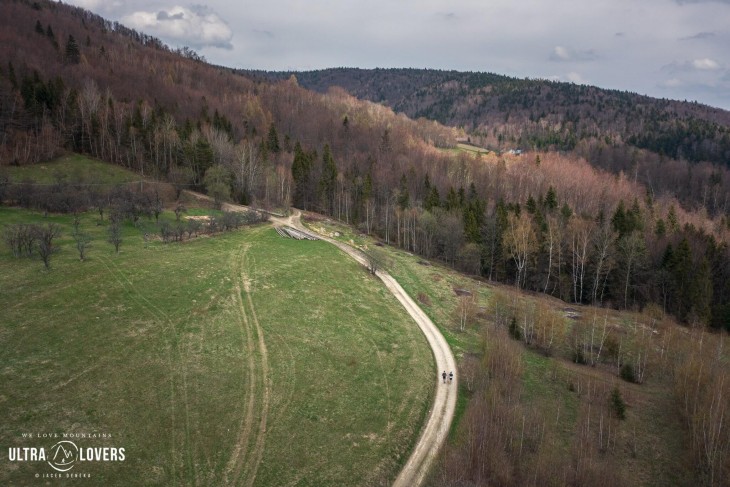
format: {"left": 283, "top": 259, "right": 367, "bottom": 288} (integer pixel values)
{"left": 256, "top": 68, "right": 730, "bottom": 215}
{"left": 259, "top": 68, "right": 730, "bottom": 161}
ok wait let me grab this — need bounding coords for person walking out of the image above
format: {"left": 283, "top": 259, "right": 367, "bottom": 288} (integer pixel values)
{"left": 442, "top": 371, "right": 447, "bottom": 384}
{"left": 448, "top": 371, "right": 454, "bottom": 384}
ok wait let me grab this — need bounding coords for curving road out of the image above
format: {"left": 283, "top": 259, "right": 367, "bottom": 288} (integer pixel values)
{"left": 182, "top": 192, "right": 457, "bottom": 486}
{"left": 280, "top": 211, "right": 457, "bottom": 487}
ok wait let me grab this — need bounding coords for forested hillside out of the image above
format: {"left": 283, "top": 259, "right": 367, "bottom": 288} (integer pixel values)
{"left": 1, "top": 0, "right": 729, "bottom": 330}
{"left": 258, "top": 68, "right": 730, "bottom": 218}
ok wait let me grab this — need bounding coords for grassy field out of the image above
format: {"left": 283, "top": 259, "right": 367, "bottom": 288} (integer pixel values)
{"left": 0, "top": 207, "right": 433, "bottom": 486}
{"left": 303, "top": 216, "right": 698, "bottom": 486}
{"left": 1, "top": 154, "right": 142, "bottom": 184}
{"left": 438, "top": 143, "right": 491, "bottom": 158}
{"left": 456, "top": 143, "right": 490, "bottom": 155}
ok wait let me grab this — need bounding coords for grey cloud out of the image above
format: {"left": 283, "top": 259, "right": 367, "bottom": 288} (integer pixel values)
{"left": 157, "top": 11, "right": 185, "bottom": 21}
{"left": 253, "top": 29, "right": 275, "bottom": 39}
{"left": 663, "top": 58, "right": 722, "bottom": 72}
{"left": 549, "top": 46, "right": 598, "bottom": 63}
{"left": 190, "top": 4, "right": 214, "bottom": 15}
{"left": 123, "top": 5, "right": 234, "bottom": 50}
{"left": 675, "top": 0, "right": 730, "bottom": 4}
{"left": 680, "top": 31, "right": 716, "bottom": 40}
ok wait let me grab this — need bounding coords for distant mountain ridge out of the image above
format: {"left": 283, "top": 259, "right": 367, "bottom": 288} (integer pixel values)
{"left": 253, "top": 68, "right": 730, "bottom": 166}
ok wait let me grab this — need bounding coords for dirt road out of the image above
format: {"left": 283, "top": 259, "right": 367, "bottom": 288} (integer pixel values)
{"left": 181, "top": 192, "right": 457, "bottom": 486}
{"left": 280, "top": 211, "right": 457, "bottom": 487}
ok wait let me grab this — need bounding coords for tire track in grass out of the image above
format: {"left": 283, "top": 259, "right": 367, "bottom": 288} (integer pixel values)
{"left": 100, "top": 258, "right": 200, "bottom": 483}
{"left": 224, "top": 243, "right": 257, "bottom": 486}
{"left": 226, "top": 240, "right": 272, "bottom": 487}
{"left": 240, "top": 254, "right": 270, "bottom": 487}
{"left": 97, "top": 255, "right": 179, "bottom": 485}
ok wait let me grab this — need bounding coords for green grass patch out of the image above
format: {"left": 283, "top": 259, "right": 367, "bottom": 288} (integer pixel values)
{"left": 456, "top": 143, "right": 490, "bottom": 154}
{"left": 303, "top": 219, "right": 486, "bottom": 357}
{"left": 2, "top": 154, "right": 142, "bottom": 185}
{"left": 0, "top": 208, "right": 433, "bottom": 486}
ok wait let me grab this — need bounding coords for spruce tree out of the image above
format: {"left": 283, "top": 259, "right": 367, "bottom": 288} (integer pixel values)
{"left": 612, "top": 200, "right": 628, "bottom": 237}
{"left": 48, "top": 25, "right": 59, "bottom": 50}
{"left": 610, "top": 387, "right": 626, "bottom": 419}
{"left": 690, "top": 258, "right": 713, "bottom": 325}
{"left": 509, "top": 316, "right": 522, "bottom": 340}
{"left": 560, "top": 202, "right": 572, "bottom": 220}
{"left": 425, "top": 186, "right": 440, "bottom": 212}
{"left": 65, "top": 35, "right": 80, "bottom": 64}
{"left": 628, "top": 198, "right": 644, "bottom": 232}
{"left": 545, "top": 186, "right": 558, "bottom": 211}
{"left": 319, "top": 144, "right": 337, "bottom": 213}
{"left": 667, "top": 205, "right": 679, "bottom": 233}
{"left": 266, "top": 123, "right": 280, "bottom": 154}
{"left": 291, "top": 142, "right": 312, "bottom": 209}
{"left": 671, "top": 238, "right": 693, "bottom": 321}
{"left": 445, "top": 187, "right": 459, "bottom": 211}
{"left": 397, "top": 174, "right": 410, "bottom": 210}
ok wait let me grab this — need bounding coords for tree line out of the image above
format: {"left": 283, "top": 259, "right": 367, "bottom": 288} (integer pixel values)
{"left": 268, "top": 67, "right": 730, "bottom": 219}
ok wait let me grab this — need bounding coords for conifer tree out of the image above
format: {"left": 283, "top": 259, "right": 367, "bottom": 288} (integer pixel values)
{"left": 65, "top": 35, "right": 80, "bottom": 64}
{"left": 397, "top": 174, "right": 410, "bottom": 210}
{"left": 545, "top": 186, "right": 558, "bottom": 211}
{"left": 612, "top": 200, "right": 629, "bottom": 237}
{"left": 445, "top": 187, "right": 459, "bottom": 211}
{"left": 291, "top": 142, "right": 312, "bottom": 209}
{"left": 267, "top": 123, "right": 280, "bottom": 154}
{"left": 560, "top": 202, "right": 572, "bottom": 220}
{"left": 46, "top": 25, "right": 58, "bottom": 49}
{"left": 425, "top": 186, "right": 440, "bottom": 211}
{"left": 319, "top": 144, "right": 337, "bottom": 213}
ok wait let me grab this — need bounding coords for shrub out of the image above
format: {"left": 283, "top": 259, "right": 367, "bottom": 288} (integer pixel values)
{"left": 508, "top": 316, "right": 522, "bottom": 340}
{"left": 620, "top": 363, "right": 637, "bottom": 383}
{"left": 572, "top": 349, "right": 588, "bottom": 365}
{"left": 610, "top": 386, "right": 626, "bottom": 420}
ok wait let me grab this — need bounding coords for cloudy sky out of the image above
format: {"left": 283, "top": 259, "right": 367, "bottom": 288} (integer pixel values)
{"left": 64, "top": 0, "right": 730, "bottom": 110}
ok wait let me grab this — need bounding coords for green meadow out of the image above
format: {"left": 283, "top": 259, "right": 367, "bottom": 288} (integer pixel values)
{"left": 0, "top": 208, "right": 433, "bottom": 486}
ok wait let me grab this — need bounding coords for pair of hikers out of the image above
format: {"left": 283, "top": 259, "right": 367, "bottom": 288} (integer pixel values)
{"left": 441, "top": 370, "right": 453, "bottom": 384}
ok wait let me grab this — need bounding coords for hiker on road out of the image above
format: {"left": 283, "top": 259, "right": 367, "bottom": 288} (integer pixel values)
{"left": 448, "top": 371, "right": 454, "bottom": 384}
{"left": 442, "top": 371, "right": 447, "bottom": 383}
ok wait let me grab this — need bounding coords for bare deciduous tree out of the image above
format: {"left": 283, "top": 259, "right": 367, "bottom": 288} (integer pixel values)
{"left": 37, "top": 223, "right": 61, "bottom": 269}
{"left": 503, "top": 212, "right": 537, "bottom": 288}
{"left": 74, "top": 231, "right": 92, "bottom": 261}
{"left": 107, "top": 220, "right": 122, "bottom": 253}
{"left": 454, "top": 290, "right": 478, "bottom": 332}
